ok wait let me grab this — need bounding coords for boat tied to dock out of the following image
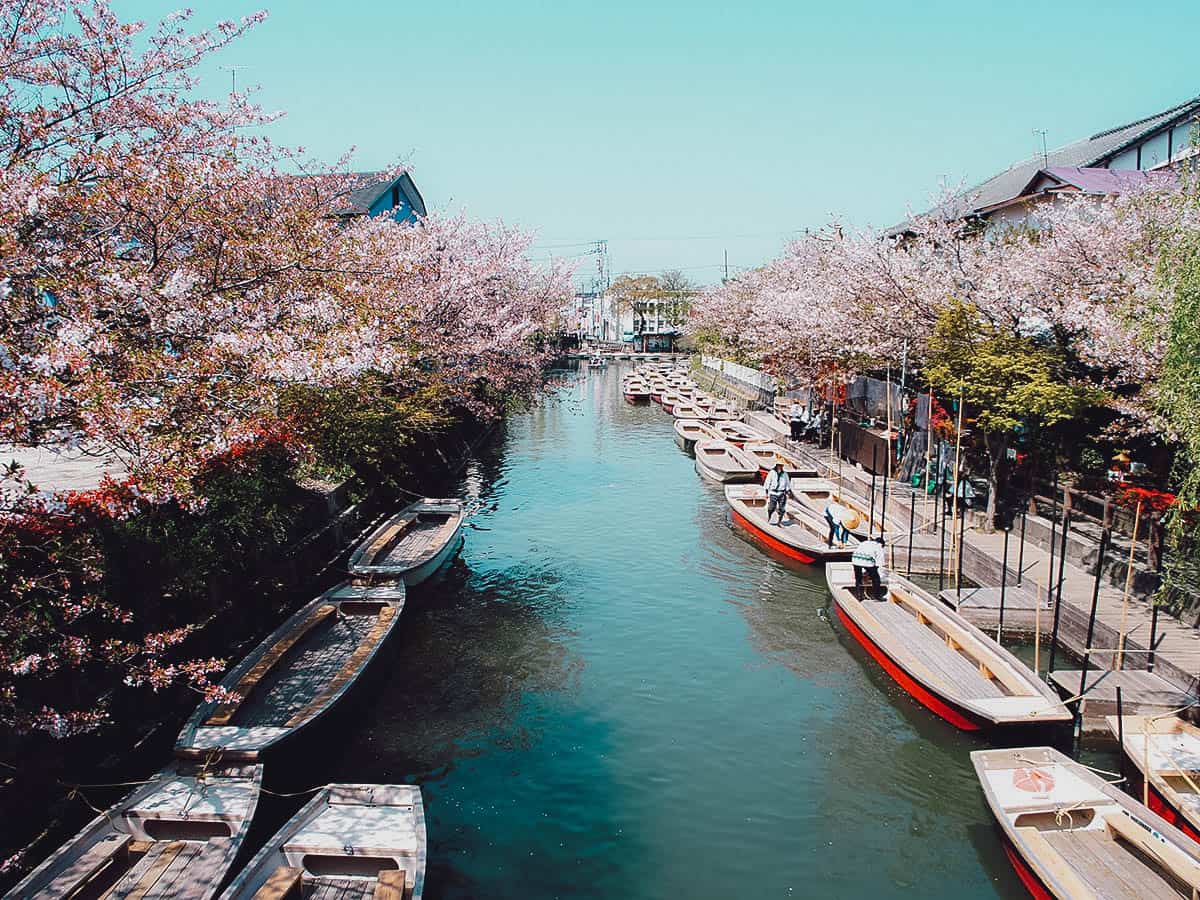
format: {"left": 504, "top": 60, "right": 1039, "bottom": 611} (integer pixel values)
{"left": 349, "top": 498, "right": 465, "bottom": 586}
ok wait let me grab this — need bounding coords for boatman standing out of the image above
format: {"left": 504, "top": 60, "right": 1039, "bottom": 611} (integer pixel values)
{"left": 788, "top": 401, "right": 806, "bottom": 441}
{"left": 851, "top": 534, "right": 886, "bottom": 599}
{"left": 765, "top": 462, "right": 791, "bottom": 525}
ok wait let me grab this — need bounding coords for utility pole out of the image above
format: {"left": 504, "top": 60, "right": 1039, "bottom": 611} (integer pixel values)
{"left": 220, "top": 64, "right": 251, "bottom": 95}
{"left": 723, "top": 249, "right": 729, "bottom": 282}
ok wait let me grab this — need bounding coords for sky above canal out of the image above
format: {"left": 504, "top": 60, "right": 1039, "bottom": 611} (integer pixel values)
{"left": 117, "top": 0, "right": 1200, "bottom": 285}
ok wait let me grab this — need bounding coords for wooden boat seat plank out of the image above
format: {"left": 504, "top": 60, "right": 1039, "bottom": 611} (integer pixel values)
{"left": 373, "top": 869, "right": 408, "bottom": 900}
{"left": 108, "top": 840, "right": 190, "bottom": 900}
{"left": 868, "top": 603, "right": 1006, "bottom": 699}
{"left": 284, "top": 607, "right": 397, "bottom": 727}
{"left": 308, "top": 879, "right": 373, "bottom": 900}
{"left": 206, "top": 606, "right": 337, "bottom": 726}
{"left": 29, "top": 833, "right": 132, "bottom": 900}
{"left": 1042, "top": 830, "right": 1184, "bottom": 900}
{"left": 251, "top": 866, "right": 303, "bottom": 900}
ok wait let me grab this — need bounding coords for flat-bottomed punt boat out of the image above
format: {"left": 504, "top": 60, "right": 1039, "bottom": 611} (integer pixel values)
{"left": 176, "top": 582, "right": 405, "bottom": 762}
{"left": 349, "top": 499, "right": 465, "bottom": 585}
{"left": 827, "top": 564, "right": 1070, "bottom": 732}
{"left": 220, "top": 784, "right": 426, "bottom": 900}
{"left": 622, "top": 380, "right": 650, "bottom": 403}
{"left": 725, "top": 484, "right": 855, "bottom": 565}
{"left": 710, "top": 420, "right": 768, "bottom": 447}
{"left": 7, "top": 762, "right": 261, "bottom": 900}
{"left": 790, "top": 477, "right": 885, "bottom": 538}
{"left": 694, "top": 440, "right": 760, "bottom": 483}
{"left": 672, "top": 403, "right": 709, "bottom": 420}
{"left": 742, "top": 441, "right": 818, "bottom": 479}
{"left": 673, "top": 418, "right": 721, "bottom": 453}
{"left": 973, "top": 745, "right": 1200, "bottom": 899}
{"left": 1107, "top": 714, "right": 1200, "bottom": 843}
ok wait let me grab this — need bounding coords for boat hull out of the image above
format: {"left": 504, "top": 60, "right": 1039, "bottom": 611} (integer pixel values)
{"left": 730, "top": 509, "right": 819, "bottom": 565}
{"left": 695, "top": 457, "right": 755, "bottom": 484}
{"left": 833, "top": 601, "right": 984, "bottom": 731}
{"left": 1125, "top": 766, "right": 1200, "bottom": 845}
{"left": 404, "top": 529, "right": 464, "bottom": 586}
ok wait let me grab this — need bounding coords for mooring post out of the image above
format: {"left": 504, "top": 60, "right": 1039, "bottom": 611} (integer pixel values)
{"left": 880, "top": 457, "right": 890, "bottom": 538}
{"left": 1016, "top": 509, "right": 1027, "bottom": 585}
{"left": 1148, "top": 603, "right": 1160, "bottom": 672}
{"left": 997, "top": 526, "right": 1010, "bottom": 642}
{"left": 1115, "top": 686, "right": 1124, "bottom": 763}
{"left": 907, "top": 497, "right": 915, "bottom": 577}
{"left": 1047, "top": 468, "right": 1059, "bottom": 608}
{"left": 1075, "top": 528, "right": 1109, "bottom": 748}
{"left": 1048, "top": 512, "right": 1071, "bottom": 674}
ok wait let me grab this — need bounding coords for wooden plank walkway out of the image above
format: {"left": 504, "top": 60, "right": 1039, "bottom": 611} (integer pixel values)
{"left": 1048, "top": 669, "right": 1193, "bottom": 736}
{"left": 939, "top": 586, "right": 1046, "bottom": 633}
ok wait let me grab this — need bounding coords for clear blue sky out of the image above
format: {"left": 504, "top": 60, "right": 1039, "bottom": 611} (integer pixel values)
{"left": 117, "top": 0, "right": 1200, "bottom": 285}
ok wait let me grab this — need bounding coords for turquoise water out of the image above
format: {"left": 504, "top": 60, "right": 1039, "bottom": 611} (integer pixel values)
{"left": 328, "top": 364, "right": 1028, "bottom": 899}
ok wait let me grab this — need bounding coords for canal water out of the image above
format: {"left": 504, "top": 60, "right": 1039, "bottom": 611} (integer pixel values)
{"left": 326, "top": 363, "right": 1027, "bottom": 899}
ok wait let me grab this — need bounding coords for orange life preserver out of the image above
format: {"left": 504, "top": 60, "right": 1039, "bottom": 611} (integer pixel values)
{"left": 1013, "top": 767, "right": 1055, "bottom": 793}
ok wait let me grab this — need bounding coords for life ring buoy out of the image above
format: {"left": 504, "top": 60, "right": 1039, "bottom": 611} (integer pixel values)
{"left": 1013, "top": 767, "right": 1055, "bottom": 793}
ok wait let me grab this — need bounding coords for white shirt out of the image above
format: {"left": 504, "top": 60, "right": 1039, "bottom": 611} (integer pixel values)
{"left": 852, "top": 539, "right": 885, "bottom": 568}
{"left": 765, "top": 469, "right": 790, "bottom": 494}
{"left": 825, "top": 501, "right": 849, "bottom": 522}
{"left": 789, "top": 403, "right": 805, "bottom": 422}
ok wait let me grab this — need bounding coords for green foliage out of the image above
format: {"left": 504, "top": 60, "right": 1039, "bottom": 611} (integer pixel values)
{"left": 925, "top": 300, "right": 1099, "bottom": 434}
{"left": 280, "top": 377, "right": 452, "bottom": 488}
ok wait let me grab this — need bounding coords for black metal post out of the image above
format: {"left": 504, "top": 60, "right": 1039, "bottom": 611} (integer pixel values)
{"left": 1075, "top": 529, "right": 1109, "bottom": 747}
{"left": 907, "top": 497, "right": 916, "bottom": 577}
{"left": 1115, "top": 686, "right": 1125, "bottom": 779}
{"left": 869, "top": 445, "right": 878, "bottom": 532}
{"left": 1047, "top": 469, "right": 1060, "bottom": 607}
{"left": 998, "top": 526, "right": 1010, "bottom": 640}
{"left": 956, "top": 497, "right": 966, "bottom": 599}
{"left": 1048, "top": 512, "right": 1071, "bottom": 673}
{"left": 1149, "top": 603, "right": 1160, "bottom": 672}
{"left": 1016, "top": 509, "right": 1027, "bottom": 585}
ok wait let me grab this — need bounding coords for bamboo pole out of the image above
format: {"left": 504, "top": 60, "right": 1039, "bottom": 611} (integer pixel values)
{"left": 886, "top": 367, "right": 894, "bottom": 567}
{"left": 1116, "top": 500, "right": 1143, "bottom": 671}
{"left": 949, "top": 393, "right": 965, "bottom": 588}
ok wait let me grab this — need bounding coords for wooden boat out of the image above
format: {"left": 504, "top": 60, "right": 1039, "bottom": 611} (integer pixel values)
{"left": 710, "top": 419, "right": 768, "bottom": 447}
{"left": 1107, "top": 714, "right": 1200, "bottom": 843}
{"left": 176, "top": 581, "right": 405, "bottom": 762}
{"left": 220, "top": 784, "right": 426, "bottom": 900}
{"left": 660, "top": 389, "right": 684, "bottom": 413}
{"left": 701, "top": 401, "right": 740, "bottom": 419}
{"left": 673, "top": 418, "right": 721, "bottom": 453}
{"left": 973, "top": 745, "right": 1200, "bottom": 899}
{"left": 7, "top": 761, "right": 261, "bottom": 900}
{"left": 622, "top": 380, "right": 650, "bottom": 403}
{"left": 742, "top": 441, "right": 818, "bottom": 479}
{"left": 827, "top": 564, "right": 1071, "bottom": 731}
{"left": 672, "top": 403, "right": 709, "bottom": 421}
{"left": 694, "top": 440, "right": 760, "bottom": 483}
{"left": 726, "top": 484, "right": 855, "bottom": 565}
{"left": 789, "top": 477, "right": 885, "bottom": 538}
{"left": 349, "top": 498, "right": 465, "bottom": 585}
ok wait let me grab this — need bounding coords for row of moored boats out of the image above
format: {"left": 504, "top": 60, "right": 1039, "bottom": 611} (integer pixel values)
{"left": 631, "top": 361, "right": 1200, "bottom": 900}
{"left": 11, "top": 499, "right": 469, "bottom": 900}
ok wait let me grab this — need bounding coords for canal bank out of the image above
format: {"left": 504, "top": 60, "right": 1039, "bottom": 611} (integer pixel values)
{"left": 314, "top": 362, "right": 1026, "bottom": 899}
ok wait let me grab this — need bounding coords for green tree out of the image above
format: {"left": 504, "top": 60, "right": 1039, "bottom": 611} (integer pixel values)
{"left": 925, "top": 300, "right": 1100, "bottom": 528}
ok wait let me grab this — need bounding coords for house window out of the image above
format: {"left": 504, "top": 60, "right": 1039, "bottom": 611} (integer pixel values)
{"left": 391, "top": 185, "right": 400, "bottom": 208}
{"left": 1139, "top": 131, "right": 1169, "bottom": 169}
{"left": 1108, "top": 146, "right": 1138, "bottom": 170}
{"left": 1173, "top": 121, "right": 1197, "bottom": 160}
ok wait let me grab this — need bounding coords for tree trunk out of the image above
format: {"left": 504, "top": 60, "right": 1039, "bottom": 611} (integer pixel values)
{"left": 983, "top": 431, "right": 1007, "bottom": 534}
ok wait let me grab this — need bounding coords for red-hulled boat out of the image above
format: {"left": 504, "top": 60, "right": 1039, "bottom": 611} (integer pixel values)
{"left": 724, "top": 484, "right": 854, "bottom": 565}
{"left": 1107, "top": 714, "right": 1200, "bottom": 845}
{"left": 827, "top": 563, "right": 1069, "bottom": 732}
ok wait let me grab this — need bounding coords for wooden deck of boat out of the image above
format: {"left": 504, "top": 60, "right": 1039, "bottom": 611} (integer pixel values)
{"left": 235, "top": 614, "right": 376, "bottom": 728}
{"left": 1040, "top": 829, "right": 1183, "bottom": 900}
{"left": 103, "top": 839, "right": 230, "bottom": 900}
{"left": 868, "top": 600, "right": 1006, "bottom": 698}
{"left": 378, "top": 517, "right": 456, "bottom": 567}
{"left": 305, "top": 878, "right": 377, "bottom": 899}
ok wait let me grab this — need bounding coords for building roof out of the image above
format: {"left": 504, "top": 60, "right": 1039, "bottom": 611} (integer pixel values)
{"left": 331, "top": 171, "right": 427, "bottom": 218}
{"left": 974, "top": 166, "right": 1180, "bottom": 215}
{"left": 890, "top": 94, "right": 1200, "bottom": 233}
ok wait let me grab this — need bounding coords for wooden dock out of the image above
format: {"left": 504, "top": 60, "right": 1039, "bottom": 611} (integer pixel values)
{"left": 938, "top": 586, "right": 1048, "bottom": 635}
{"left": 1048, "top": 669, "right": 1195, "bottom": 736}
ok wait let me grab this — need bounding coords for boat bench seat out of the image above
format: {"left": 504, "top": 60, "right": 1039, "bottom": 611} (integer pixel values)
{"left": 253, "top": 866, "right": 304, "bottom": 899}
{"left": 283, "top": 607, "right": 397, "bottom": 728}
{"left": 870, "top": 602, "right": 1005, "bottom": 698}
{"left": 29, "top": 833, "right": 131, "bottom": 900}
{"left": 373, "top": 869, "right": 409, "bottom": 900}
{"left": 358, "top": 519, "right": 413, "bottom": 568}
{"left": 206, "top": 605, "right": 337, "bottom": 726}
